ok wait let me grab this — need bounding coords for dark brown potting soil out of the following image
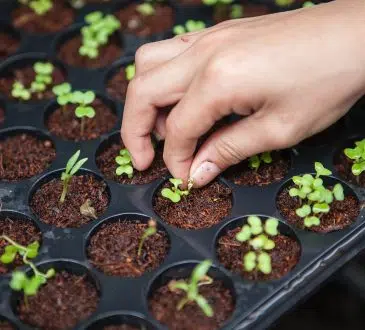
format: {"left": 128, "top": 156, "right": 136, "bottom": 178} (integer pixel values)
{"left": 17, "top": 271, "right": 99, "bottom": 330}
{"left": 224, "top": 151, "right": 290, "bottom": 186}
{"left": 0, "top": 321, "right": 14, "bottom": 330}
{"left": 12, "top": 2, "right": 74, "bottom": 34}
{"left": 106, "top": 66, "right": 129, "bottom": 102}
{"left": 104, "top": 326, "right": 138, "bottom": 330}
{"left": 58, "top": 34, "right": 122, "bottom": 69}
{"left": 153, "top": 180, "right": 232, "bottom": 229}
{"left": 115, "top": 3, "right": 173, "bottom": 37}
{"left": 335, "top": 150, "right": 365, "bottom": 187}
{"left": 96, "top": 139, "right": 169, "bottom": 185}
{"left": 46, "top": 97, "right": 118, "bottom": 141}
{"left": 30, "top": 175, "right": 109, "bottom": 228}
{"left": 88, "top": 220, "right": 169, "bottom": 277}
{"left": 217, "top": 227, "right": 301, "bottom": 281}
{"left": 0, "top": 32, "right": 19, "bottom": 60}
{"left": 0, "top": 216, "right": 41, "bottom": 275}
{"left": 0, "top": 133, "right": 55, "bottom": 181}
{"left": 149, "top": 280, "right": 234, "bottom": 330}
{"left": 277, "top": 186, "right": 359, "bottom": 233}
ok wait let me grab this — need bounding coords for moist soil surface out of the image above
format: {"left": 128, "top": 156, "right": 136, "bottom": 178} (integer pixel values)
{"left": 214, "top": 2, "right": 271, "bottom": 23}
{"left": 0, "top": 65, "right": 65, "bottom": 102}
{"left": 12, "top": 2, "right": 74, "bottom": 34}
{"left": 0, "top": 32, "right": 19, "bottom": 60}
{"left": 96, "top": 139, "right": 169, "bottom": 185}
{"left": 104, "top": 326, "right": 138, "bottom": 330}
{"left": 58, "top": 34, "right": 122, "bottom": 69}
{"left": 224, "top": 151, "right": 290, "bottom": 186}
{"left": 277, "top": 186, "right": 360, "bottom": 233}
{"left": 217, "top": 227, "right": 301, "bottom": 281}
{"left": 17, "top": 271, "right": 99, "bottom": 330}
{"left": 30, "top": 175, "right": 109, "bottom": 228}
{"left": 0, "top": 133, "right": 55, "bottom": 181}
{"left": 88, "top": 220, "right": 169, "bottom": 277}
{"left": 0, "top": 321, "right": 14, "bottom": 330}
{"left": 46, "top": 98, "right": 118, "bottom": 141}
{"left": 153, "top": 180, "right": 232, "bottom": 229}
{"left": 0, "top": 216, "right": 41, "bottom": 275}
{"left": 115, "top": 3, "right": 174, "bottom": 37}
{"left": 335, "top": 151, "right": 365, "bottom": 187}
{"left": 106, "top": 66, "right": 129, "bottom": 102}
{"left": 149, "top": 280, "right": 234, "bottom": 330}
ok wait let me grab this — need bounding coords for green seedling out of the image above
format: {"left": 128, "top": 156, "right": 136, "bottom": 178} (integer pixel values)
{"left": 235, "top": 216, "right": 279, "bottom": 275}
{"left": 275, "top": 0, "right": 294, "bottom": 6}
{"left": 60, "top": 150, "right": 88, "bottom": 203}
{"left": 248, "top": 152, "right": 272, "bottom": 170}
{"left": 52, "top": 83, "right": 73, "bottom": 112}
{"left": 289, "top": 162, "right": 344, "bottom": 228}
{"left": 302, "top": 1, "right": 315, "bottom": 7}
{"left": 161, "top": 178, "right": 190, "bottom": 203}
{"left": 0, "top": 235, "right": 55, "bottom": 297}
{"left": 19, "top": 0, "right": 53, "bottom": 15}
{"left": 137, "top": 2, "right": 155, "bottom": 15}
{"left": 125, "top": 64, "right": 136, "bottom": 81}
{"left": 72, "top": 91, "right": 96, "bottom": 136}
{"left": 115, "top": 149, "right": 134, "bottom": 178}
{"left": 344, "top": 138, "right": 365, "bottom": 178}
{"left": 168, "top": 260, "right": 214, "bottom": 317}
{"left": 11, "top": 81, "right": 31, "bottom": 101}
{"left": 137, "top": 219, "right": 157, "bottom": 257}
{"left": 230, "top": 4, "right": 243, "bottom": 19}
{"left": 173, "top": 20, "right": 206, "bottom": 35}
{"left": 79, "top": 11, "right": 120, "bottom": 59}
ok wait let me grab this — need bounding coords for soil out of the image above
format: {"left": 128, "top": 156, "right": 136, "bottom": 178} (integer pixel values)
{"left": 335, "top": 151, "right": 365, "bottom": 187}
{"left": 0, "top": 133, "right": 55, "bottom": 181}
{"left": 115, "top": 3, "right": 174, "bottom": 37}
{"left": 12, "top": 2, "right": 74, "bottom": 34}
{"left": 106, "top": 66, "right": 129, "bottom": 102}
{"left": 224, "top": 151, "right": 290, "bottom": 186}
{"left": 0, "top": 321, "right": 14, "bottom": 330}
{"left": 30, "top": 175, "right": 109, "bottom": 228}
{"left": 0, "top": 32, "right": 19, "bottom": 60}
{"left": 88, "top": 220, "right": 169, "bottom": 277}
{"left": 149, "top": 280, "right": 234, "bottom": 330}
{"left": 46, "top": 97, "right": 118, "bottom": 141}
{"left": 96, "top": 139, "right": 169, "bottom": 185}
{"left": 0, "top": 216, "right": 41, "bottom": 275}
{"left": 58, "top": 34, "right": 122, "bottom": 69}
{"left": 104, "top": 326, "right": 138, "bottom": 330}
{"left": 0, "top": 65, "right": 65, "bottom": 102}
{"left": 277, "top": 186, "right": 360, "bottom": 233}
{"left": 17, "top": 271, "right": 99, "bottom": 330}
{"left": 0, "top": 108, "right": 5, "bottom": 125}
{"left": 153, "top": 180, "right": 232, "bottom": 230}
{"left": 217, "top": 227, "right": 301, "bottom": 281}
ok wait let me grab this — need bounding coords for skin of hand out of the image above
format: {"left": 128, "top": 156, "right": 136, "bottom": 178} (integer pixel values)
{"left": 121, "top": 0, "right": 365, "bottom": 188}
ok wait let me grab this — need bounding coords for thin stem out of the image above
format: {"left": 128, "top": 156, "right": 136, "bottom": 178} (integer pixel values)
{"left": 198, "top": 275, "right": 213, "bottom": 287}
{"left": 80, "top": 117, "right": 85, "bottom": 137}
{"left": 1, "top": 235, "right": 27, "bottom": 253}
{"left": 177, "top": 297, "right": 189, "bottom": 311}
{"left": 137, "top": 239, "right": 145, "bottom": 258}
{"left": 60, "top": 180, "right": 69, "bottom": 203}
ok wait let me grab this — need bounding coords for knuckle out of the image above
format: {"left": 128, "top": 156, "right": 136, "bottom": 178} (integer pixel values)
{"left": 135, "top": 43, "right": 153, "bottom": 68}
{"left": 215, "top": 135, "right": 244, "bottom": 166}
{"left": 165, "top": 115, "right": 184, "bottom": 137}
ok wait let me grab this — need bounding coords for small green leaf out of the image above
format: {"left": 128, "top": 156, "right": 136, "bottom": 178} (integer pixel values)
{"left": 344, "top": 147, "right": 362, "bottom": 160}
{"left": 46, "top": 268, "right": 56, "bottom": 278}
{"left": 137, "top": 3, "right": 155, "bottom": 16}
{"left": 249, "top": 234, "right": 268, "bottom": 250}
{"left": 26, "top": 241, "right": 40, "bottom": 259}
{"left": 312, "top": 203, "right": 330, "bottom": 214}
{"left": 230, "top": 4, "right": 243, "bottom": 19}
{"left": 289, "top": 187, "right": 299, "bottom": 197}
{"left": 170, "top": 178, "right": 183, "bottom": 190}
{"left": 302, "top": 174, "right": 314, "bottom": 186}
{"left": 296, "top": 204, "right": 311, "bottom": 218}
{"left": 333, "top": 183, "right": 344, "bottom": 201}
{"left": 264, "top": 239, "right": 275, "bottom": 250}
{"left": 0, "top": 251, "right": 17, "bottom": 264}
{"left": 174, "top": 24, "right": 187, "bottom": 35}
{"left": 52, "top": 83, "right": 72, "bottom": 96}
{"left": 315, "top": 162, "right": 332, "bottom": 177}
{"left": 264, "top": 218, "right": 279, "bottom": 236}
{"left": 33, "top": 62, "right": 54, "bottom": 75}
{"left": 235, "top": 225, "right": 251, "bottom": 242}
{"left": 304, "top": 216, "right": 320, "bottom": 227}
{"left": 65, "top": 150, "right": 81, "bottom": 174}
{"left": 243, "top": 251, "right": 256, "bottom": 272}
{"left": 125, "top": 64, "right": 136, "bottom": 81}
{"left": 312, "top": 178, "right": 323, "bottom": 188}
{"left": 257, "top": 252, "right": 272, "bottom": 274}
{"left": 69, "top": 157, "right": 88, "bottom": 176}
{"left": 195, "top": 295, "right": 214, "bottom": 317}
{"left": 10, "top": 271, "right": 26, "bottom": 291}
{"left": 308, "top": 190, "right": 321, "bottom": 202}
{"left": 85, "top": 11, "right": 103, "bottom": 24}
{"left": 292, "top": 176, "right": 303, "bottom": 185}
{"left": 248, "top": 155, "right": 260, "bottom": 170}
{"left": 247, "top": 216, "right": 262, "bottom": 235}
{"left": 161, "top": 188, "right": 181, "bottom": 203}
{"left": 190, "top": 260, "right": 212, "bottom": 289}
{"left": 260, "top": 152, "right": 272, "bottom": 164}
{"left": 352, "top": 161, "right": 365, "bottom": 176}
{"left": 116, "top": 164, "right": 133, "bottom": 178}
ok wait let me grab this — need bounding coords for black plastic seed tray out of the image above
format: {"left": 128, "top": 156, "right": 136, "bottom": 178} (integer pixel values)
{"left": 0, "top": 0, "right": 364, "bottom": 329}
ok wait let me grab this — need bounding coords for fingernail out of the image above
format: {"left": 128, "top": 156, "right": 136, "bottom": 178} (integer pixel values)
{"left": 190, "top": 161, "right": 221, "bottom": 187}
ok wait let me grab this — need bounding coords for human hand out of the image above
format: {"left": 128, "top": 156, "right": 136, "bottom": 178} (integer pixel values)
{"left": 121, "top": 0, "right": 365, "bottom": 187}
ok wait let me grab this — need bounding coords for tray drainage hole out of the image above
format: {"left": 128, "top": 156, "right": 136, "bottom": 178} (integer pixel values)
{"left": 216, "top": 215, "right": 301, "bottom": 281}
{"left": 0, "top": 128, "right": 56, "bottom": 182}
{"left": 86, "top": 214, "right": 170, "bottom": 277}
{"left": 147, "top": 262, "right": 236, "bottom": 330}
{"left": 276, "top": 175, "right": 360, "bottom": 233}
{"left": 29, "top": 169, "right": 110, "bottom": 228}
{"left": 11, "top": 260, "right": 100, "bottom": 330}
{"left": 95, "top": 131, "right": 169, "bottom": 185}
{"left": 85, "top": 313, "right": 156, "bottom": 330}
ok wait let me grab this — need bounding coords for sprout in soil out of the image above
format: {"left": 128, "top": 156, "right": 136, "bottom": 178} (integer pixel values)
{"left": 79, "top": 11, "right": 120, "bottom": 59}
{"left": 11, "top": 81, "right": 31, "bottom": 101}
{"left": 115, "top": 149, "right": 134, "bottom": 178}
{"left": 344, "top": 138, "right": 365, "bottom": 178}
{"left": 236, "top": 216, "right": 279, "bottom": 275}
{"left": 168, "top": 260, "right": 214, "bottom": 317}
{"left": 302, "top": 1, "right": 315, "bottom": 7}
{"left": 125, "top": 64, "right": 136, "bottom": 81}
{"left": 248, "top": 151, "right": 272, "bottom": 170}
{"left": 0, "top": 235, "right": 55, "bottom": 297}
{"left": 73, "top": 91, "right": 96, "bottom": 136}
{"left": 289, "top": 162, "right": 344, "bottom": 228}
{"left": 173, "top": 20, "right": 206, "bottom": 35}
{"left": 137, "top": 219, "right": 157, "bottom": 257}
{"left": 18, "top": 0, "right": 53, "bottom": 15}
{"left": 275, "top": 0, "right": 294, "bottom": 6}
{"left": 60, "top": 150, "right": 88, "bottom": 203}
{"left": 161, "top": 178, "right": 190, "bottom": 203}
{"left": 52, "top": 82, "right": 73, "bottom": 112}
{"left": 230, "top": 4, "right": 243, "bottom": 19}
{"left": 137, "top": 2, "right": 155, "bottom": 16}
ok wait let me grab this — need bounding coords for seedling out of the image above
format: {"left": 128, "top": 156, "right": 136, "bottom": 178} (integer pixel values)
{"left": 168, "top": 260, "right": 214, "bottom": 317}
{"left": 0, "top": 235, "right": 55, "bottom": 297}
{"left": 11, "top": 82, "right": 31, "bottom": 101}
{"left": 115, "top": 149, "right": 134, "bottom": 178}
{"left": 275, "top": 0, "right": 294, "bottom": 6}
{"left": 137, "top": 219, "right": 157, "bottom": 257}
{"left": 79, "top": 11, "right": 120, "bottom": 59}
{"left": 344, "top": 139, "right": 365, "bottom": 178}
{"left": 137, "top": 2, "right": 155, "bottom": 15}
{"left": 173, "top": 20, "right": 206, "bottom": 35}
{"left": 230, "top": 4, "right": 243, "bottom": 19}
{"left": 60, "top": 150, "right": 88, "bottom": 203}
{"left": 72, "top": 91, "right": 96, "bottom": 136}
{"left": 125, "top": 64, "right": 136, "bottom": 81}
{"left": 161, "top": 178, "right": 190, "bottom": 203}
{"left": 18, "top": 0, "right": 53, "bottom": 15}
{"left": 302, "top": 1, "right": 315, "bottom": 7}
{"left": 235, "top": 216, "right": 279, "bottom": 275}
{"left": 289, "top": 162, "right": 344, "bottom": 228}
{"left": 52, "top": 83, "right": 73, "bottom": 113}
{"left": 248, "top": 152, "right": 272, "bottom": 170}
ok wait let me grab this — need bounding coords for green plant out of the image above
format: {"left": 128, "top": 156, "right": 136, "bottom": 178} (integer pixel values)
{"left": 275, "top": 0, "right": 294, "bottom": 6}
{"left": 137, "top": 219, "right": 157, "bottom": 257}
{"left": 230, "top": 4, "right": 243, "bottom": 19}
{"left": 115, "top": 149, "right": 134, "bottom": 178}
{"left": 173, "top": 20, "right": 206, "bottom": 35}
{"left": 137, "top": 2, "right": 155, "bottom": 15}
{"left": 235, "top": 216, "right": 279, "bottom": 275}
{"left": 19, "top": 0, "right": 53, "bottom": 15}
{"left": 302, "top": 1, "right": 315, "bottom": 7}
{"left": 289, "top": 162, "right": 344, "bottom": 228}
{"left": 52, "top": 83, "right": 73, "bottom": 111}
{"left": 168, "top": 260, "right": 214, "bottom": 317}
{"left": 248, "top": 152, "right": 272, "bottom": 170}
{"left": 11, "top": 81, "right": 31, "bottom": 101}
{"left": 125, "top": 64, "right": 136, "bottom": 81}
{"left": 79, "top": 11, "right": 120, "bottom": 59}
{"left": 344, "top": 139, "right": 365, "bottom": 177}
{"left": 161, "top": 178, "right": 190, "bottom": 203}
{"left": 0, "top": 235, "right": 55, "bottom": 297}
{"left": 72, "top": 91, "right": 96, "bottom": 136}
{"left": 60, "top": 150, "right": 88, "bottom": 203}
